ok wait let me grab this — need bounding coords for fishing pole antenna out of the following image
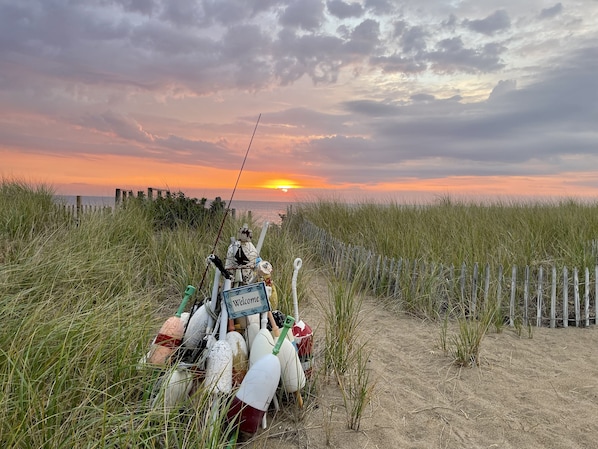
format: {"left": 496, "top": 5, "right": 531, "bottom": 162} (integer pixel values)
{"left": 190, "top": 113, "right": 261, "bottom": 313}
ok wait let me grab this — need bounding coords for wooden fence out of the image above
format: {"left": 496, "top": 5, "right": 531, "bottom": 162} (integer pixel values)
{"left": 57, "top": 190, "right": 248, "bottom": 221}
{"left": 297, "top": 219, "right": 598, "bottom": 329}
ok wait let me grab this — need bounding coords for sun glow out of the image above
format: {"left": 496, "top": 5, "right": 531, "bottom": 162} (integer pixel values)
{"left": 262, "top": 178, "right": 300, "bottom": 193}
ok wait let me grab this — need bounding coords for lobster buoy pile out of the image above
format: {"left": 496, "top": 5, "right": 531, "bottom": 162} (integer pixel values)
{"left": 138, "top": 224, "right": 313, "bottom": 442}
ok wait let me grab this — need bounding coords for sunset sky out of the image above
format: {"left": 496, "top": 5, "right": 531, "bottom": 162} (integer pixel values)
{"left": 1, "top": 0, "right": 597, "bottom": 204}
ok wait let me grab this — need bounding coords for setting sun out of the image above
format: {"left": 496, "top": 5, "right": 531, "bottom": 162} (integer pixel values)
{"left": 261, "top": 178, "right": 300, "bottom": 193}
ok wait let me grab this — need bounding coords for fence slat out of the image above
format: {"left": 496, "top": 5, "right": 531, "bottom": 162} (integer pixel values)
{"left": 550, "top": 266, "right": 557, "bottom": 328}
{"left": 510, "top": 265, "right": 517, "bottom": 327}
{"left": 585, "top": 267, "right": 590, "bottom": 327}
{"left": 574, "top": 268, "right": 580, "bottom": 327}
{"left": 563, "top": 267, "right": 569, "bottom": 327}
{"left": 297, "top": 219, "right": 598, "bottom": 329}
{"left": 537, "top": 266, "right": 543, "bottom": 327}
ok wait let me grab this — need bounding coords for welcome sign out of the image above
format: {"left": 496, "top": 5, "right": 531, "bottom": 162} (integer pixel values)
{"left": 222, "top": 281, "right": 270, "bottom": 319}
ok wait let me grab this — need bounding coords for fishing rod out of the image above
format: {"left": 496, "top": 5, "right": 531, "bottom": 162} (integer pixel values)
{"left": 188, "top": 113, "right": 261, "bottom": 315}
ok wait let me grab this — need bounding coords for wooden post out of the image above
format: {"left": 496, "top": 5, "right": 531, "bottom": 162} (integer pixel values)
{"left": 76, "top": 195, "right": 82, "bottom": 220}
{"left": 115, "top": 188, "right": 122, "bottom": 207}
{"left": 536, "top": 266, "right": 543, "bottom": 327}
{"left": 483, "top": 262, "right": 490, "bottom": 305}
{"left": 509, "top": 265, "right": 516, "bottom": 327}
{"left": 584, "top": 267, "right": 590, "bottom": 327}
{"left": 563, "top": 267, "right": 569, "bottom": 327}
{"left": 148, "top": 187, "right": 153, "bottom": 200}
{"left": 497, "top": 264, "right": 503, "bottom": 314}
{"left": 574, "top": 268, "right": 580, "bottom": 327}
{"left": 471, "top": 262, "right": 478, "bottom": 318}
{"left": 550, "top": 266, "right": 556, "bottom": 328}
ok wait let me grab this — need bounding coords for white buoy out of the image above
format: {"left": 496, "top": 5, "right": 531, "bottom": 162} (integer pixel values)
{"left": 227, "top": 317, "right": 292, "bottom": 435}
{"left": 269, "top": 315, "right": 306, "bottom": 395}
{"left": 246, "top": 313, "right": 260, "bottom": 351}
{"left": 204, "top": 279, "right": 234, "bottom": 395}
{"left": 182, "top": 303, "right": 209, "bottom": 349}
{"left": 277, "top": 336, "right": 306, "bottom": 394}
{"left": 152, "top": 365, "right": 193, "bottom": 409}
{"left": 248, "top": 314, "right": 275, "bottom": 365}
{"left": 290, "top": 257, "right": 314, "bottom": 376}
{"left": 226, "top": 330, "right": 248, "bottom": 385}
{"left": 204, "top": 340, "right": 233, "bottom": 395}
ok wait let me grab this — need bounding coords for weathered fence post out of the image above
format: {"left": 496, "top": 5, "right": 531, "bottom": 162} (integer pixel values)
{"left": 536, "top": 266, "right": 543, "bottom": 327}
{"left": 509, "top": 265, "right": 517, "bottom": 326}
{"left": 563, "top": 267, "right": 569, "bottom": 327}
{"left": 574, "top": 268, "right": 580, "bottom": 327}
{"left": 584, "top": 267, "right": 590, "bottom": 327}
{"left": 76, "top": 195, "right": 82, "bottom": 221}
{"left": 523, "top": 266, "right": 530, "bottom": 326}
{"left": 550, "top": 266, "right": 557, "bottom": 328}
{"left": 471, "top": 262, "right": 478, "bottom": 317}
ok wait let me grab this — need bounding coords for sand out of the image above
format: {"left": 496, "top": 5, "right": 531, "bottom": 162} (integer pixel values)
{"left": 240, "top": 274, "right": 598, "bottom": 449}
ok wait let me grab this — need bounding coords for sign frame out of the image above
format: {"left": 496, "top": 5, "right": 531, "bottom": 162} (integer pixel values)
{"left": 222, "top": 281, "right": 271, "bottom": 319}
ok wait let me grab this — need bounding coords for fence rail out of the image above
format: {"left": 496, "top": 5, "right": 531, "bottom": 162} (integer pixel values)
{"left": 297, "top": 219, "right": 598, "bottom": 329}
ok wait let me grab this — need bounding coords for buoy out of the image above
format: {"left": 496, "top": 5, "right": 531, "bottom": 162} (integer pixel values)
{"left": 204, "top": 279, "right": 234, "bottom": 394}
{"left": 204, "top": 340, "right": 233, "bottom": 394}
{"left": 248, "top": 314, "right": 275, "bottom": 365}
{"left": 270, "top": 315, "right": 306, "bottom": 399}
{"left": 182, "top": 303, "right": 209, "bottom": 350}
{"left": 227, "top": 317, "right": 292, "bottom": 434}
{"left": 245, "top": 313, "right": 260, "bottom": 351}
{"left": 226, "top": 330, "right": 248, "bottom": 386}
{"left": 147, "top": 285, "right": 196, "bottom": 366}
{"left": 153, "top": 365, "right": 193, "bottom": 409}
{"left": 291, "top": 258, "right": 314, "bottom": 377}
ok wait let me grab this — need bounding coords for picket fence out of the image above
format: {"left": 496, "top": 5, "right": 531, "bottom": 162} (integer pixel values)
{"left": 296, "top": 219, "right": 598, "bottom": 329}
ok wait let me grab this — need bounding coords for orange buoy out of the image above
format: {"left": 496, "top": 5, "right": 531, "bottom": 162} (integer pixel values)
{"left": 147, "top": 285, "right": 196, "bottom": 366}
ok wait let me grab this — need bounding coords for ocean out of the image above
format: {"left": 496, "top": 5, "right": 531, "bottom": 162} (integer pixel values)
{"left": 55, "top": 195, "right": 293, "bottom": 225}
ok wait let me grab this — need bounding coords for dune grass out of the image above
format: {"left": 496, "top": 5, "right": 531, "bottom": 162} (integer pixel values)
{"left": 0, "top": 181, "right": 309, "bottom": 448}
{"left": 294, "top": 196, "right": 598, "bottom": 269}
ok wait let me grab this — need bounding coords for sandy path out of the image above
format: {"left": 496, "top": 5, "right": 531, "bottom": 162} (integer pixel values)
{"left": 242, "top": 273, "right": 598, "bottom": 449}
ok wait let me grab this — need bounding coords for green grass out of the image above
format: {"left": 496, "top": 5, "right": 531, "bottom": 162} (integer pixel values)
{"left": 0, "top": 181, "right": 308, "bottom": 448}
{"left": 294, "top": 196, "right": 598, "bottom": 269}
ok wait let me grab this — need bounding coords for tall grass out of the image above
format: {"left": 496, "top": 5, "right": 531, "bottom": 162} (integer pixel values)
{"left": 295, "top": 196, "right": 598, "bottom": 269}
{"left": 0, "top": 181, "right": 309, "bottom": 448}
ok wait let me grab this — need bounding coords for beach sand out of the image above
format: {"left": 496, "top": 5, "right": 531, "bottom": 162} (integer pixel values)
{"left": 241, "top": 274, "right": 598, "bottom": 449}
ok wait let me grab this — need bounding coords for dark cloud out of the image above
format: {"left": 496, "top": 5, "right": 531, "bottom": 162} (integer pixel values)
{"left": 539, "top": 3, "right": 563, "bottom": 19}
{"left": 400, "top": 25, "right": 428, "bottom": 53}
{"left": 463, "top": 10, "right": 511, "bottom": 36}
{"left": 426, "top": 38, "right": 506, "bottom": 73}
{"left": 364, "top": 0, "right": 395, "bottom": 15}
{"left": 370, "top": 54, "right": 427, "bottom": 74}
{"left": 345, "top": 19, "right": 381, "bottom": 54}
{"left": 326, "top": 0, "right": 364, "bottom": 19}
{"left": 279, "top": 0, "right": 325, "bottom": 30}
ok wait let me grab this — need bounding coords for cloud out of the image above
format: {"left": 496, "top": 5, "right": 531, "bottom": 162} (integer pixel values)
{"left": 463, "top": 10, "right": 511, "bottom": 36}
{"left": 327, "top": 0, "right": 365, "bottom": 19}
{"left": 279, "top": 0, "right": 325, "bottom": 30}
{"left": 426, "top": 38, "right": 506, "bottom": 73}
{"left": 1, "top": 0, "right": 598, "bottom": 198}
{"left": 539, "top": 3, "right": 563, "bottom": 20}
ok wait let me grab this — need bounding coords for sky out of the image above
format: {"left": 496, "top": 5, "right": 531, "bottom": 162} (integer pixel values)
{"left": 1, "top": 0, "right": 597, "bottom": 204}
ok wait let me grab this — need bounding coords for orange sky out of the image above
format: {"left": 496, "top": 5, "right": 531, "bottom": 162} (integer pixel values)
{"left": 4, "top": 148, "right": 597, "bottom": 204}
